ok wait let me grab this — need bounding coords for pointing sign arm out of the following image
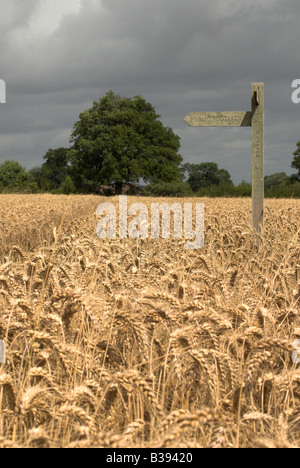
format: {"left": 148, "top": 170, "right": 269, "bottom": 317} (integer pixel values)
{"left": 184, "top": 111, "right": 252, "bottom": 127}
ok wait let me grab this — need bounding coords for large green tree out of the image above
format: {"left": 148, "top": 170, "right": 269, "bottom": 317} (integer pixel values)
{"left": 181, "top": 162, "right": 232, "bottom": 192}
{"left": 291, "top": 141, "right": 300, "bottom": 182}
{"left": 68, "top": 91, "right": 182, "bottom": 194}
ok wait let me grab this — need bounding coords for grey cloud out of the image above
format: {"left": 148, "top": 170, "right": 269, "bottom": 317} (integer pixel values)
{"left": 0, "top": 0, "right": 299, "bottom": 183}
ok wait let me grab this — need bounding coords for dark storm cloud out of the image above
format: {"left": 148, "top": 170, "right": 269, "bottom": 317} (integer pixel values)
{"left": 0, "top": 0, "right": 299, "bottom": 182}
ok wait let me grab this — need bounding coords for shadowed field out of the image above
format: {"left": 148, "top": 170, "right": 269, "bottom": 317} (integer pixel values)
{"left": 0, "top": 195, "right": 299, "bottom": 448}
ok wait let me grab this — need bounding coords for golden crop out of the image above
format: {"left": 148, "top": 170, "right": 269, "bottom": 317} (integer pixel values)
{"left": 0, "top": 194, "right": 299, "bottom": 448}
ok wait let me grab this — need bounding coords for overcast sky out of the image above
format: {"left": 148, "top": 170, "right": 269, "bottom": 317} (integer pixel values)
{"left": 0, "top": 0, "right": 299, "bottom": 184}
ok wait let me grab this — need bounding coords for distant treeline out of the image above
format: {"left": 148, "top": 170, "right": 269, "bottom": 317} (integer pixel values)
{"left": 0, "top": 158, "right": 299, "bottom": 198}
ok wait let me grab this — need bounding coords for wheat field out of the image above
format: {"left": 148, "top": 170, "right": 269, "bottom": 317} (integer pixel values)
{"left": 0, "top": 194, "right": 299, "bottom": 448}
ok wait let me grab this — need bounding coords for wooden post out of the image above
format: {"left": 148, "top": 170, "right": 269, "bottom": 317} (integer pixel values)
{"left": 251, "top": 83, "right": 264, "bottom": 232}
{"left": 184, "top": 82, "right": 265, "bottom": 232}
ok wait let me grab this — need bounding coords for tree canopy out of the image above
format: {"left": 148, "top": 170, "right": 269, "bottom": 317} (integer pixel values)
{"left": 291, "top": 141, "right": 300, "bottom": 182}
{"left": 264, "top": 172, "right": 289, "bottom": 192}
{"left": 41, "top": 147, "right": 70, "bottom": 189}
{"left": 68, "top": 91, "right": 182, "bottom": 193}
{"left": 181, "top": 162, "right": 232, "bottom": 192}
{"left": 0, "top": 160, "right": 28, "bottom": 189}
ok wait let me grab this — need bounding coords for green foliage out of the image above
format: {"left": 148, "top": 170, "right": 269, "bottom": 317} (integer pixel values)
{"left": 264, "top": 172, "right": 290, "bottom": 192}
{"left": 29, "top": 182, "right": 39, "bottom": 194}
{"left": 182, "top": 162, "right": 233, "bottom": 192}
{"left": 265, "top": 182, "right": 300, "bottom": 198}
{"left": 234, "top": 181, "right": 252, "bottom": 197}
{"left": 0, "top": 160, "right": 29, "bottom": 189}
{"left": 291, "top": 141, "right": 300, "bottom": 181}
{"left": 195, "top": 181, "right": 252, "bottom": 197}
{"left": 28, "top": 166, "right": 51, "bottom": 191}
{"left": 144, "top": 181, "right": 193, "bottom": 197}
{"left": 28, "top": 166, "right": 44, "bottom": 189}
{"left": 62, "top": 176, "right": 75, "bottom": 195}
{"left": 69, "top": 91, "right": 182, "bottom": 193}
{"left": 29, "top": 148, "right": 70, "bottom": 191}
{"left": 41, "top": 147, "right": 70, "bottom": 190}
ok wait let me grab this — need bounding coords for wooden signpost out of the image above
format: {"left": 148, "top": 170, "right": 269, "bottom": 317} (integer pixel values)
{"left": 184, "top": 83, "right": 264, "bottom": 232}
